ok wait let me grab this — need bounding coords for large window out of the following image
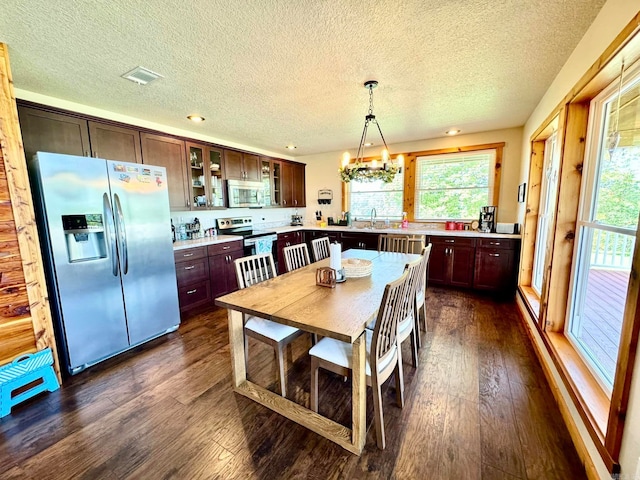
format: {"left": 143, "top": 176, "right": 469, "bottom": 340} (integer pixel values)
{"left": 532, "top": 131, "right": 561, "bottom": 295}
{"left": 348, "top": 164, "right": 404, "bottom": 219}
{"left": 567, "top": 66, "right": 640, "bottom": 393}
{"left": 414, "top": 150, "right": 496, "bottom": 220}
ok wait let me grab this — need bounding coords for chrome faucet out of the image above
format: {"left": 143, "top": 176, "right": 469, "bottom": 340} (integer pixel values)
{"left": 370, "top": 208, "right": 377, "bottom": 228}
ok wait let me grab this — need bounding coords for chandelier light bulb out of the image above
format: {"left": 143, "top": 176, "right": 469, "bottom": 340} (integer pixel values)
{"left": 342, "top": 152, "right": 351, "bottom": 167}
{"left": 381, "top": 149, "right": 389, "bottom": 162}
{"left": 372, "top": 159, "right": 378, "bottom": 169}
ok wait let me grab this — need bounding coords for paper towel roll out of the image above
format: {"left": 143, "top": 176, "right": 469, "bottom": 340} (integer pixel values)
{"left": 329, "top": 242, "right": 342, "bottom": 271}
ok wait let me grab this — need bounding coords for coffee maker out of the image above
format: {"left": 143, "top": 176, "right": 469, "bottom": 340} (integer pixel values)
{"left": 290, "top": 213, "right": 303, "bottom": 226}
{"left": 479, "top": 206, "right": 496, "bottom": 233}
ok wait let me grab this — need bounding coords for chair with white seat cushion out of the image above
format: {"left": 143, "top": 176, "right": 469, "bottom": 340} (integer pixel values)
{"left": 309, "top": 269, "right": 411, "bottom": 449}
{"left": 311, "top": 236, "right": 331, "bottom": 262}
{"left": 235, "top": 253, "right": 306, "bottom": 397}
{"left": 283, "top": 243, "right": 311, "bottom": 272}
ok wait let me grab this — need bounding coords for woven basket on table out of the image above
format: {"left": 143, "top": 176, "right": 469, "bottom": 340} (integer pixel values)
{"left": 342, "top": 258, "right": 373, "bottom": 278}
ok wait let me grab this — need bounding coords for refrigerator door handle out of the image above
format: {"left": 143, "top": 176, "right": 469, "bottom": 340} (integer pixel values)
{"left": 113, "top": 193, "right": 129, "bottom": 275}
{"left": 103, "top": 193, "right": 119, "bottom": 276}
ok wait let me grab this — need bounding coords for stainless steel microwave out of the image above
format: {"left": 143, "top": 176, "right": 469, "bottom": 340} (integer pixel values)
{"left": 227, "top": 179, "right": 265, "bottom": 208}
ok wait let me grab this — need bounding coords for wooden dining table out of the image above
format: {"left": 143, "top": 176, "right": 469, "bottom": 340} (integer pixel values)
{"left": 214, "top": 249, "right": 419, "bottom": 455}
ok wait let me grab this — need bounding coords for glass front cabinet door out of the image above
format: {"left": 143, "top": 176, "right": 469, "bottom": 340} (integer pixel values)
{"left": 186, "top": 142, "right": 225, "bottom": 209}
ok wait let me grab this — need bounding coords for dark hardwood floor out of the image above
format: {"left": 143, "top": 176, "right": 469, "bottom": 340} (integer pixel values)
{"left": 0, "top": 288, "right": 586, "bottom": 479}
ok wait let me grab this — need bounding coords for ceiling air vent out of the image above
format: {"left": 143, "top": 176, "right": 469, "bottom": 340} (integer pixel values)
{"left": 121, "top": 66, "right": 163, "bottom": 85}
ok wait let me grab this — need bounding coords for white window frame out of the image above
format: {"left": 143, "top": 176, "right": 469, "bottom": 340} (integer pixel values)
{"left": 413, "top": 149, "right": 497, "bottom": 221}
{"left": 566, "top": 61, "right": 640, "bottom": 395}
{"left": 347, "top": 162, "right": 404, "bottom": 220}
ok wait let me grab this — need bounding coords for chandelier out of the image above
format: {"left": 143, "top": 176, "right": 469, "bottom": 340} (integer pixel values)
{"left": 339, "top": 80, "right": 403, "bottom": 183}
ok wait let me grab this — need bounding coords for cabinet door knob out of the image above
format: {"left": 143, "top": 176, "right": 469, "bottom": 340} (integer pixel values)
{"left": 186, "top": 289, "right": 197, "bottom": 295}
{"left": 490, "top": 242, "right": 501, "bottom": 246}
{"left": 184, "top": 265, "right": 196, "bottom": 270}
{"left": 489, "top": 253, "right": 500, "bottom": 257}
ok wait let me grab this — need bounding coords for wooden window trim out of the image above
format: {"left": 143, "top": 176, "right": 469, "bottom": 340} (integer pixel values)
{"left": 342, "top": 143, "right": 504, "bottom": 221}
{"left": 519, "top": 13, "right": 640, "bottom": 473}
{"left": 403, "top": 142, "right": 504, "bottom": 221}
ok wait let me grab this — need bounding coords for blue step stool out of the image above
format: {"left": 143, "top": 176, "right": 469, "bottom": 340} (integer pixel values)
{"left": 0, "top": 348, "right": 60, "bottom": 418}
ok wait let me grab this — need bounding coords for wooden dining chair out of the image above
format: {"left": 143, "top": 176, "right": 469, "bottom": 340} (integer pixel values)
{"left": 311, "top": 236, "right": 331, "bottom": 262}
{"left": 309, "top": 269, "right": 411, "bottom": 449}
{"left": 396, "top": 256, "right": 423, "bottom": 368}
{"left": 283, "top": 243, "right": 311, "bottom": 272}
{"left": 415, "top": 244, "right": 432, "bottom": 348}
{"left": 234, "top": 253, "right": 305, "bottom": 398}
{"left": 378, "top": 234, "right": 411, "bottom": 253}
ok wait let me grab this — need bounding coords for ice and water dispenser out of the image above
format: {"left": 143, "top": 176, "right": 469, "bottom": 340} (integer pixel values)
{"left": 62, "top": 214, "right": 107, "bottom": 262}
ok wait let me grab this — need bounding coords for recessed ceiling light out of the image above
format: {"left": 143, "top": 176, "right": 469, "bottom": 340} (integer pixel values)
{"left": 285, "top": 144, "right": 297, "bottom": 150}
{"left": 187, "top": 115, "right": 205, "bottom": 122}
{"left": 364, "top": 142, "right": 374, "bottom": 147}
{"left": 445, "top": 129, "right": 461, "bottom": 136}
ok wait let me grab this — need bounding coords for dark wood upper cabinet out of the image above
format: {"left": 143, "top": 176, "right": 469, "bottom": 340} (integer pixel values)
{"left": 281, "top": 162, "right": 293, "bottom": 207}
{"left": 292, "top": 162, "right": 306, "bottom": 207}
{"left": 88, "top": 121, "right": 142, "bottom": 163}
{"left": 223, "top": 149, "right": 261, "bottom": 181}
{"left": 281, "top": 161, "right": 306, "bottom": 207}
{"left": 140, "top": 133, "right": 188, "bottom": 210}
{"left": 18, "top": 106, "right": 90, "bottom": 161}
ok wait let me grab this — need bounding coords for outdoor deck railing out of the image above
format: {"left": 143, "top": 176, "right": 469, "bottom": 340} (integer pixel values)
{"left": 591, "top": 229, "right": 635, "bottom": 269}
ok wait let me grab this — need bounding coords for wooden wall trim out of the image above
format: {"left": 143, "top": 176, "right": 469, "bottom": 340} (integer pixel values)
{"left": 606, "top": 217, "right": 640, "bottom": 458}
{"left": 519, "top": 140, "right": 544, "bottom": 287}
{"left": 530, "top": 12, "right": 640, "bottom": 141}
{"left": 407, "top": 142, "right": 506, "bottom": 158}
{"left": 545, "top": 103, "right": 588, "bottom": 333}
{"left": 0, "top": 43, "right": 59, "bottom": 378}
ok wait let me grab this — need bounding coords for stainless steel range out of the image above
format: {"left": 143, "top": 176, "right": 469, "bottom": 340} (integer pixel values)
{"left": 216, "top": 216, "right": 278, "bottom": 259}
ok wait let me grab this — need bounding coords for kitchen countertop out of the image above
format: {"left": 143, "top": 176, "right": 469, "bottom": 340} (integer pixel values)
{"left": 270, "top": 224, "right": 521, "bottom": 239}
{"left": 173, "top": 234, "right": 244, "bottom": 251}
{"left": 172, "top": 225, "right": 520, "bottom": 251}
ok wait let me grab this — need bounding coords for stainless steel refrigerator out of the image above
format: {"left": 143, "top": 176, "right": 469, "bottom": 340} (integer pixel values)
{"left": 29, "top": 152, "right": 180, "bottom": 375}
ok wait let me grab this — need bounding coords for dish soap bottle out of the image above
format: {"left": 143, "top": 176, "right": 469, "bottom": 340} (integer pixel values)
{"left": 401, "top": 212, "right": 408, "bottom": 229}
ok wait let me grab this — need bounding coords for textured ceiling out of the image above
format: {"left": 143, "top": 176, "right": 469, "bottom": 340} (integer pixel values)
{"left": 1, "top": 0, "right": 606, "bottom": 157}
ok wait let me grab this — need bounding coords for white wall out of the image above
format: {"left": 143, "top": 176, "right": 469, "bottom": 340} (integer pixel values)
{"left": 518, "top": 1, "right": 640, "bottom": 478}
{"left": 300, "top": 127, "right": 524, "bottom": 225}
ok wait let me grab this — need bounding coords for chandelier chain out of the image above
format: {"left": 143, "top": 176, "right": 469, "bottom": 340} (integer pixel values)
{"left": 368, "top": 84, "right": 374, "bottom": 116}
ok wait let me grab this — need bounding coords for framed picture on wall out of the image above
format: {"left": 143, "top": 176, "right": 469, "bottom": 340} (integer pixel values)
{"left": 518, "top": 183, "right": 526, "bottom": 203}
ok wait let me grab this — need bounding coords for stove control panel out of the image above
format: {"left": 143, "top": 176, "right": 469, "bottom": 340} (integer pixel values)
{"left": 217, "top": 216, "right": 253, "bottom": 231}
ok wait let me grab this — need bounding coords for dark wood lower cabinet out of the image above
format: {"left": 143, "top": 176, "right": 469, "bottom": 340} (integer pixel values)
{"left": 208, "top": 240, "right": 243, "bottom": 298}
{"left": 428, "top": 237, "right": 476, "bottom": 289}
{"left": 340, "top": 231, "right": 378, "bottom": 250}
{"left": 473, "top": 238, "right": 518, "bottom": 294}
{"left": 174, "top": 247, "right": 211, "bottom": 312}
